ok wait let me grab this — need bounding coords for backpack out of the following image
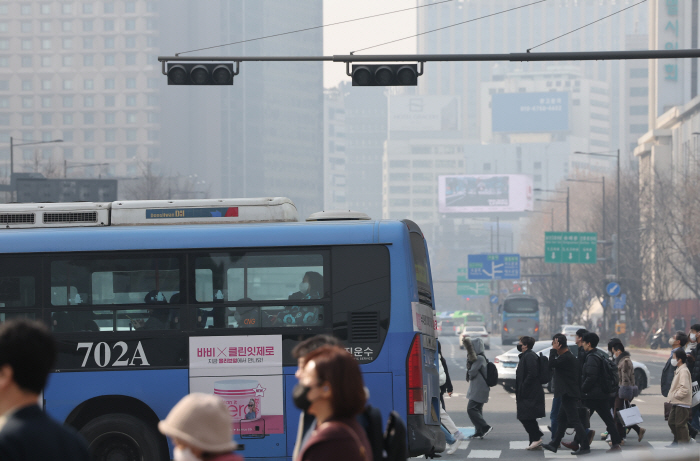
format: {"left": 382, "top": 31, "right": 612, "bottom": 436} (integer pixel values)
{"left": 479, "top": 356, "right": 499, "bottom": 387}
{"left": 594, "top": 350, "right": 619, "bottom": 394}
{"left": 538, "top": 352, "right": 551, "bottom": 385}
{"left": 361, "top": 406, "right": 408, "bottom": 461}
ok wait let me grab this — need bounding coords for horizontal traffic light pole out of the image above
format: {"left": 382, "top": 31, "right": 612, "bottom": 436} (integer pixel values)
{"left": 159, "top": 48, "right": 700, "bottom": 67}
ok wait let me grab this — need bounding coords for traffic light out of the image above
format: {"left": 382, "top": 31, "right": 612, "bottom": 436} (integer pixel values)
{"left": 167, "top": 63, "right": 235, "bottom": 85}
{"left": 351, "top": 64, "right": 420, "bottom": 86}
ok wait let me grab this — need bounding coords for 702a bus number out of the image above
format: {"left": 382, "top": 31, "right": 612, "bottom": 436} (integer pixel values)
{"left": 77, "top": 341, "right": 150, "bottom": 368}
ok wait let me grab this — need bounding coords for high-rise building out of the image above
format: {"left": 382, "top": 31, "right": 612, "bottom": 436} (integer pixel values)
{"left": 160, "top": 1, "right": 323, "bottom": 219}
{"left": 0, "top": 0, "right": 162, "bottom": 185}
{"left": 323, "top": 87, "right": 346, "bottom": 211}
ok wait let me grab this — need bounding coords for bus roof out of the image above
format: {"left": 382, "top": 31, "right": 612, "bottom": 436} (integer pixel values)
{"left": 0, "top": 219, "right": 412, "bottom": 254}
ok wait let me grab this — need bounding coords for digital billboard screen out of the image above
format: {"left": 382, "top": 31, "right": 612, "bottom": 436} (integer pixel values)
{"left": 438, "top": 174, "right": 534, "bottom": 213}
{"left": 491, "top": 92, "right": 569, "bottom": 133}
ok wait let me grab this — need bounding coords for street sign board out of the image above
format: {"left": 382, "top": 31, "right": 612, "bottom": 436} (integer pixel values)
{"left": 606, "top": 282, "right": 621, "bottom": 297}
{"left": 456, "top": 277, "right": 490, "bottom": 296}
{"left": 490, "top": 295, "right": 499, "bottom": 304}
{"left": 544, "top": 232, "right": 597, "bottom": 264}
{"left": 467, "top": 254, "right": 521, "bottom": 280}
{"left": 613, "top": 293, "right": 627, "bottom": 310}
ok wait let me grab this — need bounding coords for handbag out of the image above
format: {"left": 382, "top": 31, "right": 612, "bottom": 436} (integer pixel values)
{"left": 566, "top": 402, "right": 591, "bottom": 429}
{"left": 664, "top": 402, "right": 673, "bottom": 421}
{"left": 616, "top": 400, "right": 643, "bottom": 427}
{"left": 692, "top": 381, "right": 700, "bottom": 408}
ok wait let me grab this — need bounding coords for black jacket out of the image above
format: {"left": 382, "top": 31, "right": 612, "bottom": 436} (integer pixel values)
{"left": 690, "top": 346, "right": 700, "bottom": 383}
{"left": 439, "top": 350, "right": 453, "bottom": 395}
{"left": 577, "top": 346, "right": 587, "bottom": 376}
{"left": 0, "top": 404, "right": 91, "bottom": 461}
{"left": 549, "top": 348, "right": 581, "bottom": 399}
{"left": 516, "top": 349, "right": 546, "bottom": 420}
{"left": 661, "top": 351, "right": 678, "bottom": 398}
{"left": 581, "top": 349, "right": 608, "bottom": 400}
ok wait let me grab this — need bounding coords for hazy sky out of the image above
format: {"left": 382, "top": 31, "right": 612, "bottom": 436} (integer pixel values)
{"left": 323, "top": 0, "right": 417, "bottom": 88}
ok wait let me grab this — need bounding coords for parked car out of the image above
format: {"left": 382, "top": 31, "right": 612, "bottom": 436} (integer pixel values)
{"left": 459, "top": 326, "right": 490, "bottom": 350}
{"left": 494, "top": 340, "right": 552, "bottom": 392}
{"left": 538, "top": 344, "right": 651, "bottom": 394}
{"left": 438, "top": 320, "right": 460, "bottom": 336}
{"left": 561, "top": 324, "right": 586, "bottom": 345}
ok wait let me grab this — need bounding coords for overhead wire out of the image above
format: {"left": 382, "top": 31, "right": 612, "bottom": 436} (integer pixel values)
{"left": 351, "top": 0, "right": 550, "bottom": 54}
{"left": 175, "top": 0, "right": 455, "bottom": 56}
{"left": 527, "top": 0, "right": 648, "bottom": 52}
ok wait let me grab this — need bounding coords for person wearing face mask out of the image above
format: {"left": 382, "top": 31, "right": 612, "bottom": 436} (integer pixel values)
{"left": 688, "top": 324, "right": 700, "bottom": 433}
{"left": 666, "top": 348, "right": 693, "bottom": 446}
{"left": 610, "top": 342, "right": 645, "bottom": 444}
{"left": 158, "top": 393, "right": 242, "bottom": 461}
{"left": 661, "top": 331, "right": 688, "bottom": 399}
{"left": 289, "top": 272, "right": 323, "bottom": 301}
{"left": 515, "top": 336, "right": 546, "bottom": 449}
{"left": 293, "top": 345, "right": 372, "bottom": 461}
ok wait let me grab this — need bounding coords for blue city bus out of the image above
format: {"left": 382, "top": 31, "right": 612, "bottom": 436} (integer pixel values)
{"left": 0, "top": 199, "right": 444, "bottom": 460}
{"left": 500, "top": 294, "right": 540, "bottom": 345}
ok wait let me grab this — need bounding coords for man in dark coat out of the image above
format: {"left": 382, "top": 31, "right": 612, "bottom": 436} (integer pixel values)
{"left": 0, "top": 320, "right": 91, "bottom": 461}
{"left": 543, "top": 334, "right": 590, "bottom": 455}
{"left": 689, "top": 324, "right": 700, "bottom": 433}
{"left": 580, "top": 332, "right": 622, "bottom": 452}
{"left": 516, "top": 336, "right": 545, "bottom": 447}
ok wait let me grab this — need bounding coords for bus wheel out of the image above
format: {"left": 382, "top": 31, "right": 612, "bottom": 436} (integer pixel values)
{"left": 80, "top": 413, "right": 164, "bottom": 461}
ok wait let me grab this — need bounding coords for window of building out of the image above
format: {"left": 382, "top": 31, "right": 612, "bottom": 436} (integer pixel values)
{"left": 41, "top": 114, "right": 52, "bottom": 125}
{"left": 0, "top": 40, "right": 8, "bottom": 50}
{"left": 61, "top": 3, "right": 72, "bottom": 14}
{"left": 83, "top": 3, "right": 93, "bottom": 14}
{"left": 126, "top": 95, "right": 137, "bottom": 106}
{"left": 0, "top": 23, "right": 6, "bottom": 33}
{"left": 147, "top": 113, "right": 158, "bottom": 123}
{"left": 84, "top": 130, "right": 94, "bottom": 142}
{"left": 63, "top": 130, "right": 73, "bottom": 142}
{"left": 483, "top": 163, "right": 491, "bottom": 171}
{"left": 83, "top": 79, "right": 93, "bottom": 90}
{"left": 62, "top": 55, "right": 73, "bottom": 66}
{"left": 21, "top": 21, "right": 32, "bottom": 33}
{"left": 63, "top": 147, "right": 73, "bottom": 159}
{"left": 105, "top": 147, "right": 116, "bottom": 159}
{"left": 104, "top": 19, "right": 114, "bottom": 31}
{"left": 534, "top": 162, "right": 542, "bottom": 169}
{"left": 21, "top": 56, "right": 33, "bottom": 67}
{"left": 126, "top": 113, "right": 137, "bottom": 123}
{"left": 104, "top": 95, "right": 115, "bottom": 107}
{"left": 126, "top": 36, "right": 136, "bottom": 48}
{"left": 147, "top": 130, "right": 158, "bottom": 141}
{"left": 41, "top": 131, "right": 52, "bottom": 142}
{"left": 41, "top": 96, "right": 51, "bottom": 108}
{"left": 573, "top": 99, "right": 581, "bottom": 106}
{"left": 630, "top": 124, "right": 648, "bottom": 134}
{"left": 61, "top": 38, "right": 73, "bottom": 50}
{"left": 84, "top": 96, "right": 94, "bottom": 108}
{"left": 389, "top": 199, "right": 410, "bottom": 207}
{"left": 630, "top": 68, "right": 648, "bottom": 79}
{"left": 21, "top": 39, "right": 32, "bottom": 50}
{"left": 84, "top": 148, "right": 94, "bottom": 159}
{"left": 630, "top": 105, "right": 648, "bottom": 116}
{"left": 104, "top": 37, "right": 115, "bottom": 49}
{"left": 389, "top": 186, "right": 410, "bottom": 194}
{"left": 389, "top": 160, "right": 409, "bottom": 168}
{"left": 412, "top": 173, "right": 433, "bottom": 181}
{"left": 0, "top": 97, "right": 8, "bottom": 108}
{"left": 40, "top": 4, "right": 51, "bottom": 14}
{"left": 125, "top": 19, "right": 136, "bottom": 30}
{"left": 42, "top": 79, "right": 52, "bottom": 90}
{"left": 0, "top": 57, "right": 7, "bottom": 68}
{"left": 104, "top": 54, "right": 115, "bottom": 66}
{"left": 126, "top": 129, "right": 137, "bottom": 141}
{"left": 21, "top": 97, "right": 33, "bottom": 109}
{"left": 147, "top": 2, "right": 157, "bottom": 12}
{"left": 534, "top": 174, "right": 542, "bottom": 182}
{"left": 83, "top": 113, "right": 94, "bottom": 125}
{"left": 147, "top": 95, "right": 158, "bottom": 106}
{"left": 413, "top": 160, "right": 433, "bottom": 168}
{"left": 126, "top": 147, "right": 137, "bottom": 159}
{"left": 62, "top": 21, "right": 72, "bottom": 32}
{"left": 63, "top": 113, "right": 73, "bottom": 125}
{"left": 83, "top": 55, "right": 94, "bottom": 66}
{"left": 147, "top": 37, "right": 158, "bottom": 48}
{"left": 22, "top": 114, "right": 33, "bottom": 126}
{"left": 104, "top": 78, "right": 115, "bottom": 90}
{"left": 21, "top": 4, "right": 31, "bottom": 15}
{"left": 630, "top": 87, "right": 648, "bottom": 97}
{"left": 105, "top": 113, "right": 115, "bottom": 124}
{"left": 41, "top": 56, "right": 52, "bottom": 67}
{"left": 125, "top": 53, "right": 136, "bottom": 65}
{"left": 125, "top": 2, "right": 136, "bottom": 13}
{"left": 104, "top": 3, "right": 114, "bottom": 13}
{"left": 83, "top": 38, "right": 93, "bottom": 49}
{"left": 389, "top": 173, "right": 409, "bottom": 181}
{"left": 62, "top": 96, "right": 73, "bottom": 108}
{"left": 148, "top": 147, "right": 159, "bottom": 158}
{"left": 21, "top": 80, "right": 32, "bottom": 91}
{"left": 104, "top": 129, "right": 115, "bottom": 142}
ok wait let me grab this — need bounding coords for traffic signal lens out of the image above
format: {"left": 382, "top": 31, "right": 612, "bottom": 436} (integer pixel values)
{"left": 397, "top": 66, "right": 417, "bottom": 85}
{"left": 212, "top": 65, "right": 232, "bottom": 84}
{"left": 190, "top": 65, "right": 209, "bottom": 85}
{"left": 168, "top": 65, "right": 187, "bottom": 85}
{"left": 353, "top": 67, "right": 372, "bottom": 86}
{"left": 375, "top": 67, "right": 394, "bottom": 86}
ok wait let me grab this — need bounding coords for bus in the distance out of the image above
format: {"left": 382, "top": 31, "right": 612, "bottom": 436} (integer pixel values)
{"left": 500, "top": 294, "right": 540, "bottom": 345}
{"left": 0, "top": 198, "right": 444, "bottom": 460}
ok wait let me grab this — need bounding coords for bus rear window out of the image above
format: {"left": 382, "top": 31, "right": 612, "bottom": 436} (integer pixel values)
{"left": 409, "top": 233, "right": 432, "bottom": 303}
{"left": 504, "top": 299, "right": 538, "bottom": 313}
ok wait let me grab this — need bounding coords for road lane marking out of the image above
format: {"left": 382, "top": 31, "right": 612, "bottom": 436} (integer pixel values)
{"left": 467, "top": 450, "right": 501, "bottom": 458}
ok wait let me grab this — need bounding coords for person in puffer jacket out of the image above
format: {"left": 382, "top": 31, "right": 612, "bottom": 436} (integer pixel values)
{"left": 610, "top": 342, "right": 645, "bottom": 443}
{"left": 464, "top": 337, "right": 492, "bottom": 439}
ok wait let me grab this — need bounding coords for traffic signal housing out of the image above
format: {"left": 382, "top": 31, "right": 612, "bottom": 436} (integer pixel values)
{"left": 351, "top": 64, "right": 420, "bottom": 86}
{"left": 167, "top": 63, "right": 235, "bottom": 85}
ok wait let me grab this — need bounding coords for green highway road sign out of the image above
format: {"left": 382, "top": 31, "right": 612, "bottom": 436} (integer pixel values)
{"left": 544, "top": 232, "right": 598, "bottom": 264}
{"left": 456, "top": 272, "right": 490, "bottom": 296}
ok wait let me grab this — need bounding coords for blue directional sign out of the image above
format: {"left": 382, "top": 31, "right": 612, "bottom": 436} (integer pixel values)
{"left": 606, "top": 282, "right": 621, "bottom": 297}
{"left": 490, "top": 295, "right": 499, "bottom": 304}
{"left": 565, "top": 299, "right": 573, "bottom": 308}
{"left": 467, "top": 254, "right": 521, "bottom": 280}
{"left": 613, "top": 293, "right": 627, "bottom": 310}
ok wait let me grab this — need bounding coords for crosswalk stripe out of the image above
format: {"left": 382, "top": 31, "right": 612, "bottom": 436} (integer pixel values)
{"left": 509, "top": 441, "right": 530, "bottom": 449}
{"left": 457, "top": 441, "right": 470, "bottom": 450}
{"left": 468, "top": 449, "right": 502, "bottom": 458}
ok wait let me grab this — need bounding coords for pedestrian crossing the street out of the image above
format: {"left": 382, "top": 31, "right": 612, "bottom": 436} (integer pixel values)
{"left": 415, "top": 427, "right": 693, "bottom": 459}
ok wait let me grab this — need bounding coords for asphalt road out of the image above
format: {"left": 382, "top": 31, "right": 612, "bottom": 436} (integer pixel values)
{"left": 412, "top": 335, "right": 695, "bottom": 460}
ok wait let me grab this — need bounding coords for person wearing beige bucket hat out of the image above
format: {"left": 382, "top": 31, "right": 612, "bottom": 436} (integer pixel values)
{"left": 159, "top": 393, "right": 243, "bottom": 461}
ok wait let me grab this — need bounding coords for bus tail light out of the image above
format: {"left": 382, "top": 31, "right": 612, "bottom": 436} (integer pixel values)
{"left": 534, "top": 323, "right": 540, "bottom": 333}
{"left": 407, "top": 333, "right": 423, "bottom": 415}
{"left": 494, "top": 357, "right": 500, "bottom": 363}
{"left": 503, "top": 323, "right": 508, "bottom": 332}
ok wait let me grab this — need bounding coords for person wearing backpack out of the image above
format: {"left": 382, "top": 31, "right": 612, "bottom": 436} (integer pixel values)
{"left": 463, "top": 337, "right": 493, "bottom": 439}
{"left": 542, "top": 334, "right": 590, "bottom": 455}
{"left": 580, "top": 333, "right": 622, "bottom": 452}
{"left": 515, "top": 336, "right": 545, "bottom": 448}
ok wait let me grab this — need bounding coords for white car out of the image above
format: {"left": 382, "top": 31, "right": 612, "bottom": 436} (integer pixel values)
{"left": 494, "top": 340, "right": 552, "bottom": 392}
{"left": 539, "top": 344, "right": 652, "bottom": 393}
{"left": 560, "top": 324, "right": 586, "bottom": 345}
{"left": 438, "top": 320, "right": 460, "bottom": 336}
{"left": 459, "top": 326, "right": 490, "bottom": 350}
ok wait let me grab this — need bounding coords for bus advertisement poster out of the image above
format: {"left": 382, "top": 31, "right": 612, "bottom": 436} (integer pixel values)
{"left": 189, "top": 335, "right": 284, "bottom": 435}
